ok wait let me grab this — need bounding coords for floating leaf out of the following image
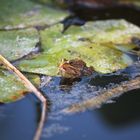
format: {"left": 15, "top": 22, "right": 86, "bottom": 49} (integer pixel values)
{"left": 0, "top": 0, "right": 69, "bottom": 30}
{"left": 38, "top": 0, "right": 67, "bottom": 7}
{"left": 17, "top": 20, "right": 140, "bottom": 76}
{"left": 38, "top": 0, "right": 140, "bottom": 9}
{"left": 0, "top": 28, "right": 39, "bottom": 61}
{"left": 38, "top": 0, "right": 116, "bottom": 8}
{"left": 0, "top": 69, "right": 40, "bottom": 103}
{"left": 119, "top": 0, "right": 140, "bottom": 7}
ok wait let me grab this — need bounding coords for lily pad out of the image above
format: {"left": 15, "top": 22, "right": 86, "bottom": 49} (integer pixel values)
{"left": 38, "top": 0, "right": 69, "bottom": 8}
{"left": 0, "top": 0, "right": 69, "bottom": 30}
{"left": 38, "top": 0, "right": 116, "bottom": 8}
{"left": 64, "top": 19, "right": 140, "bottom": 45}
{"left": 17, "top": 20, "right": 140, "bottom": 76}
{"left": 0, "top": 28, "right": 39, "bottom": 61}
{"left": 119, "top": 0, "right": 140, "bottom": 7}
{"left": 0, "top": 69, "right": 40, "bottom": 103}
{"left": 39, "top": 0, "right": 140, "bottom": 9}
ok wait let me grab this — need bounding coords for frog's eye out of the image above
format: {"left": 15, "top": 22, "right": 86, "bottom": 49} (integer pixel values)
{"left": 58, "top": 58, "right": 66, "bottom": 67}
{"left": 61, "top": 58, "right": 68, "bottom": 63}
{"left": 63, "top": 58, "right": 68, "bottom": 62}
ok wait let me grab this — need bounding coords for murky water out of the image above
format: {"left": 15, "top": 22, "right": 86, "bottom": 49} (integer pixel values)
{"left": 0, "top": 88, "right": 140, "bottom": 140}
{"left": 0, "top": 3, "right": 140, "bottom": 140}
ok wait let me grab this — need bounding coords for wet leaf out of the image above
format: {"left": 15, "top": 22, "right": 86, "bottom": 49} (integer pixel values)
{"left": 119, "top": 0, "right": 140, "bottom": 7}
{"left": 0, "top": 0, "right": 69, "bottom": 30}
{"left": 0, "top": 70, "right": 27, "bottom": 103}
{"left": 17, "top": 20, "right": 140, "bottom": 76}
{"left": 38, "top": 0, "right": 140, "bottom": 9}
{"left": 0, "top": 28, "right": 39, "bottom": 61}
{"left": 38, "top": 0, "right": 116, "bottom": 8}
{"left": 38, "top": 0, "right": 62, "bottom": 4}
{"left": 0, "top": 69, "right": 40, "bottom": 103}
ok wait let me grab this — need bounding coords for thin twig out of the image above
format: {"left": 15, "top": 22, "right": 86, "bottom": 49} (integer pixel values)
{"left": 34, "top": 103, "right": 47, "bottom": 140}
{"left": 0, "top": 55, "right": 47, "bottom": 140}
{"left": 62, "top": 76, "right": 140, "bottom": 114}
{"left": 0, "top": 55, "right": 46, "bottom": 103}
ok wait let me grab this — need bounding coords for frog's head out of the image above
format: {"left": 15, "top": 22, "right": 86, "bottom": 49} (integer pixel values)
{"left": 58, "top": 58, "right": 94, "bottom": 78}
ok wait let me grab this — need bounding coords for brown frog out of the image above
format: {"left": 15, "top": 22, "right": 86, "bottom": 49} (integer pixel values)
{"left": 59, "top": 59, "right": 94, "bottom": 79}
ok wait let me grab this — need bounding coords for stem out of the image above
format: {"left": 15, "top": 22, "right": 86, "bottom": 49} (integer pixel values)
{"left": 0, "top": 55, "right": 46, "bottom": 103}
{"left": 34, "top": 103, "right": 47, "bottom": 140}
{"left": 0, "top": 55, "right": 47, "bottom": 140}
{"left": 63, "top": 76, "right": 140, "bottom": 113}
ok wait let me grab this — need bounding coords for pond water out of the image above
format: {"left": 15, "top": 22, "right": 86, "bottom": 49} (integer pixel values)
{"left": 0, "top": 3, "right": 140, "bottom": 140}
{"left": 0, "top": 88, "right": 140, "bottom": 140}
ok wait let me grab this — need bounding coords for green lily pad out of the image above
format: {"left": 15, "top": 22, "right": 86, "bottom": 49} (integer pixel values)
{"left": 119, "top": 0, "right": 140, "bottom": 7}
{"left": 0, "top": 69, "right": 40, "bottom": 103}
{"left": 64, "top": 20, "right": 140, "bottom": 45}
{"left": 0, "top": 28, "right": 39, "bottom": 61}
{"left": 38, "top": 0, "right": 67, "bottom": 8}
{"left": 38, "top": 0, "right": 140, "bottom": 8}
{"left": 17, "top": 20, "right": 140, "bottom": 76}
{"left": 0, "top": 0, "right": 69, "bottom": 30}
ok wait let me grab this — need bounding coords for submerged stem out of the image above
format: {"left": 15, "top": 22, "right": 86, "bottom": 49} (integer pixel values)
{"left": 34, "top": 103, "right": 47, "bottom": 140}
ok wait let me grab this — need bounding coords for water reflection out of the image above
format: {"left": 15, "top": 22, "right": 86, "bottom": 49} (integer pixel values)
{"left": 71, "top": 5, "right": 140, "bottom": 27}
{"left": 0, "top": 95, "right": 37, "bottom": 140}
{"left": 98, "top": 89, "right": 140, "bottom": 127}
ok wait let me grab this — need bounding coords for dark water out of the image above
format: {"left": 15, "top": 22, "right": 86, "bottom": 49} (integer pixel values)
{"left": 72, "top": 5, "right": 140, "bottom": 26}
{"left": 1, "top": 3, "right": 140, "bottom": 140}
{"left": 63, "top": 5, "right": 140, "bottom": 30}
{"left": 0, "top": 88, "right": 140, "bottom": 140}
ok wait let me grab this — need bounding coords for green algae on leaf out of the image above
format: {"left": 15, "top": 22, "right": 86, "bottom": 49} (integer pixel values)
{"left": 0, "top": 70, "right": 27, "bottom": 103}
{"left": 40, "top": 19, "right": 140, "bottom": 52}
{"left": 65, "top": 19, "right": 140, "bottom": 45}
{"left": 17, "top": 20, "right": 140, "bottom": 76}
{"left": 0, "top": 0, "right": 69, "bottom": 30}
{"left": 0, "top": 28, "right": 39, "bottom": 61}
{"left": 119, "top": 0, "right": 140, "bottom": 7}
{"left": 0, "top": 69, "right": 40, "bottom": 103}
{"left": 38, "top": 0, "right": 117, "bottom": 8}
{"left": 38, "top": 0, "right": 140, "bottom": 9}
{"left": 38, "top": 0, "right": 67, "bottom": 7}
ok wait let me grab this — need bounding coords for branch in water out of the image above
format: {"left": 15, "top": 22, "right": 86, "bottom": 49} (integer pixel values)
{"left": 34, "top": 103, "right": 47, "bottom": 140}
{"left": 0, "top": 55, "right": 47, "bottom": 140}
{"left": 0, "top": 55, "right": 46, "bottom": 103}
{"left": 62, "top": 76, "right": 140, "bottom": 114}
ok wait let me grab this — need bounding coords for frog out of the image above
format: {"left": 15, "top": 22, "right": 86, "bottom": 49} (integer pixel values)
{"left": 59, "top": 59, "right": 94, "bottom": 79}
